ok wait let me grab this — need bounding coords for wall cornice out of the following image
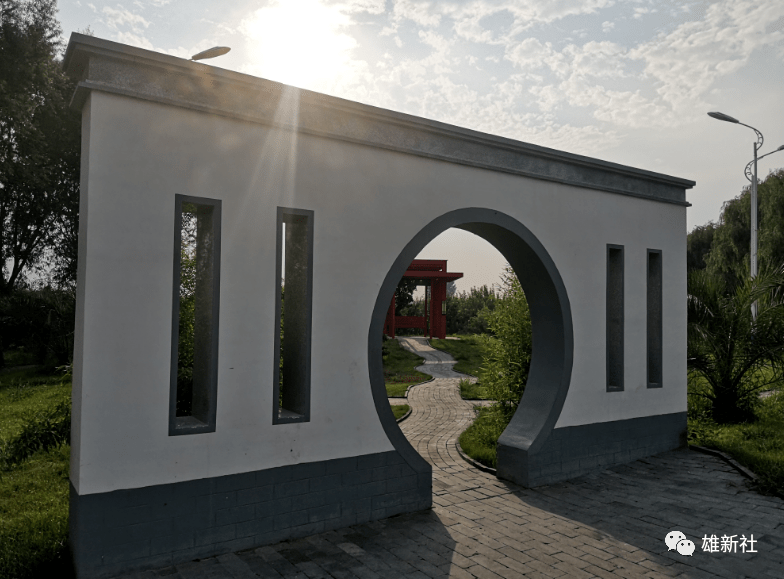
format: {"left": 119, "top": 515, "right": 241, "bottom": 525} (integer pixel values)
{"left": 64, "top": 33, "right": 694, "bottom": 206}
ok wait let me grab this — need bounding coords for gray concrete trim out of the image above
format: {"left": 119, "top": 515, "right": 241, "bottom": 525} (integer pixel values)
{"left": 68, "top": 450, "right": 427, "bottom": 579}
{"left": 169, "top": 195, "right": 221, "bottom": 436}
{"left": 522, "top": 412, "right": 687, "bottom": 487}
{"left": 368, "top": 208, "right": 574, "bottom": 487}
{"left": 459, "top": 414, "right": 687, "bottom": 487}
{"left": 606, "top": 244, "right": 624, "bottom": 392}
{"left": 647, "top": 249, "right": 663, "bottom": 389}
{"left": 63, "top": 34, "right": 695, "bottom": 207}
{"left": 273, "top": 208, "right": 314, "bottom": 425}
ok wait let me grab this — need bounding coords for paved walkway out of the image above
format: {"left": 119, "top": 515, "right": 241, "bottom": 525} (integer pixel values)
{"left": 118, "top": 337, "right": 784, "bottom": 579}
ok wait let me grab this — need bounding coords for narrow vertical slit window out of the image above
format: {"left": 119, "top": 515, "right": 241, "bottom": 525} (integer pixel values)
{"left": 606, "top": 245, "right": 624, "bottom": 392}
{"left": 170, "top": 195, "right": 221, "bottom": 435}
{"left": 274, "top": 207, "right": 313, "bottom": 424}
{"left": 647, "top": 249, "right": 663, "bottom": 388}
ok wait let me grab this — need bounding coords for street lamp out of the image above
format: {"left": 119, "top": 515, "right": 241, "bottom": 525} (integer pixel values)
{"left": 190, "top": 46, "right": 231, "bottom": 61}
{"left": 708, "top": 112, "right": 784, "bottom": 319}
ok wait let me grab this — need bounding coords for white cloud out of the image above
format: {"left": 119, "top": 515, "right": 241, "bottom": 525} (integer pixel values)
{"left": 339, "top": 0, "right": 386, "bottom": 15}
{"left": 601, "top": 20, "right": 615, "bottom": 32}
{"left": 114, "top": 31, "right": 153, "bottom": 49}
{"left": 505, "top": 37, "right": 569, "bottom": 77}
{"left": 633, "top": 7, "right": 655, "bottom": 20}
{"left": 383, "top": 0, "right": 617, "bottom": 45}
{"left": 102, "top": 6, "right": 150, "bottom": 33}
{"left": 390, "top": 0, "right": 442, "bottom": 28}
{"left": 563, "top": 40, "right": 629, "bottom": 79}
{"left": 630, "top": 0, "right": 784, "bottom": 113}
{"left": 528, "top": 84, "right": 562, "bottom": 112}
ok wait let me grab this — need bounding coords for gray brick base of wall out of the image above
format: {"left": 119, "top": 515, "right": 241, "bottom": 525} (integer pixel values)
{"left": 69, "top": 450, "right": 431, "bottom": 579}
{"left": 497, "top": 412, "right": 687, "bottom": 487}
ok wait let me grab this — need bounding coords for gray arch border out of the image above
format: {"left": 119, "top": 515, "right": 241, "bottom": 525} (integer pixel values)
{"left": 368, "top": 207, "right": 574, "bottom": 488}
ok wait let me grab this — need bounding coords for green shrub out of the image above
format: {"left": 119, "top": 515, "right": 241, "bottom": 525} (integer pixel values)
{"left": 476, "top": 266, "right": 532, "bottom": 419}
{"left": 0, "top": 397, "right": 71, "bottom": 470}
{"left": 0, "top": 287, "right": 75, "bottom": 367}
{"left": 458, "top": 378, "right": 488, "bottom": 400}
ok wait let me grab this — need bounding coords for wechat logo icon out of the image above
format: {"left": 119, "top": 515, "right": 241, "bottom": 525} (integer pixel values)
{"left": 665, "top": 531, "right": 695, "bottom": 556}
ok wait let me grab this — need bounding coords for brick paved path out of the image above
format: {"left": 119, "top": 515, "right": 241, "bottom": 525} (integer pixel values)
{"left": 118, "top": 338, "right": 784, "bottom": 579}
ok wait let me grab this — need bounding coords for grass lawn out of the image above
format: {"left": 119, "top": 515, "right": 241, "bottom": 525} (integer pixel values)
{"left": 391, "top": 404, "right": 410, "bottom": 421}
{"left": 429, "top": 336, "right": 491, "bottom": 400}
{"left": 0, "top": 365, "right": 73, "bottom": 579}
{"left": 458, "top": 406, "right": 508, "bottom": 469}
{"left": 382, "top": 338, "right": 431, "bottom": 397}
{"left": 689, "top": 390, "right": 784, "bottom": 498}
{"left": 428, "top": 335, "right": 483, "bottom": 376}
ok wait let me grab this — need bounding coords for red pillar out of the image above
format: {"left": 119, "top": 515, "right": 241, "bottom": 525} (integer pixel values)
{"left": 432, "top": 279, "right": 447, "bottom": 339}
{"left": 384, "top": 292, "right": 396, "bottom": 338}
{"left": 424, "top": 283, "right": 429, "bottom": 338}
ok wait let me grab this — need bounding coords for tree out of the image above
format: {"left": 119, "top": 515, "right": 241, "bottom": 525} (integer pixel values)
{"left": 0, "top": 0, "right": 81, "bottom": 293}
{"left": 687, "top": 222, "right": 716, "bottom": 271}
{"left": 706, "top": 169, "right": 784, "bottom": 282}
{"left": 0, "top": 281, "right": 74, "bottom": 365}
{"left": 445, "top": 284, "right": 498, "bottom": 335}
{"left": 393, "top": 277, "right": 417, "bottom": 315}
{"left": 687, "top": 264, "right": 784, "bottom": 423}
{"left": 175, "top": 212, "right": 197, "bottom": 415}
{"left": 477, "top": 265, "right": 532, "bottom": 417}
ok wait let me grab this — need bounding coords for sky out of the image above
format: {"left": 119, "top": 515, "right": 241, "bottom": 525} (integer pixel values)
{"left": 56, "top": 0, "right": 784, "bottom": 296}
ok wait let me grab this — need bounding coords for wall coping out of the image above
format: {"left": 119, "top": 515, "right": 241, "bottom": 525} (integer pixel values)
{"left": 63, "top": 33, "right": 694, "bottom": 206}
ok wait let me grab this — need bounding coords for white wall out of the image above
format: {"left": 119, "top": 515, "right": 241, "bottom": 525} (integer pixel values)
{"left": 72, "top": 90, "right": 686, "bottom": 495}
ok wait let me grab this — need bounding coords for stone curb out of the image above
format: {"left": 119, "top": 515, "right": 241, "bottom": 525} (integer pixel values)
{"left": 455, "top": 439, "right": 497, "bottom": 475}
{"left": 689, "top": 444, "right": 759, "bottom": 481}
{"left": 396, "top": 406, "right": 412, "bottom": 424}
{"left": 404, "top": 377, "right": 435, "bottom": 397}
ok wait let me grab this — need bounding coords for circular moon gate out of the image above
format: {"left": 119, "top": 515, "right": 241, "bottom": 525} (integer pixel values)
{"left": 368, "top": 207, "right": 574, "bottom": 488}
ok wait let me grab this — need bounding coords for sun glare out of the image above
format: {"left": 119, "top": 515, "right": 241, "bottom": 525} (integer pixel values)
{"left": 240, "top": 0, "right": 357, "bottom": 91}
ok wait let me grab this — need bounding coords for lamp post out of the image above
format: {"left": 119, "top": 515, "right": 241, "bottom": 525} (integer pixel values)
{"left": 708, "top": 112, "right": 784, "bottom": 320}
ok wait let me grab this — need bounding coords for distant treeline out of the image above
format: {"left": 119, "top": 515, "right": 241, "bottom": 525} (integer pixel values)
{"left": 394, "top": 284, "right": 500, "bottom": 336}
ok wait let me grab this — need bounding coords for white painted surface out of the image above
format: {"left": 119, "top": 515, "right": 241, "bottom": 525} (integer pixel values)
{"left": 72, "top": 90, "right": 687, "bottom": 495}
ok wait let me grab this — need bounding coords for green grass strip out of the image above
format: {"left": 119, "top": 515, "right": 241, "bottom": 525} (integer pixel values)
{"left": 391, "top": 404, "right": 410, "bottom": 421}
{"left": 689, "top": 392, "right": 784, "bottom": 497}
{"left": 429, "top": 336, "right": 491, "bottom": 399}
{"left": 0, "top": 445, "right": 73, "bottom": 579}
{"left": 428, "top": 335, "right": 485, "bottom": 377}
{"left": 458, "top": 406, "right": 510, "bottom": 469}
{"left": 382, "top": 338, "right": 430, "bottom": 397}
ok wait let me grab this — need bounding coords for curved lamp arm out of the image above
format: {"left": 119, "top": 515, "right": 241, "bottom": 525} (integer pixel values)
{"left": 739, "top": 122, "right": 764, "bottom": 152}
{"left": 745, "top": 145, "right": 784, "bottom": 183}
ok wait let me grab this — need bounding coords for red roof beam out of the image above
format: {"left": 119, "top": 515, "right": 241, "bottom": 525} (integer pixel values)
{"left": 401, "top": 271, "right": 464, "bottom": 280}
